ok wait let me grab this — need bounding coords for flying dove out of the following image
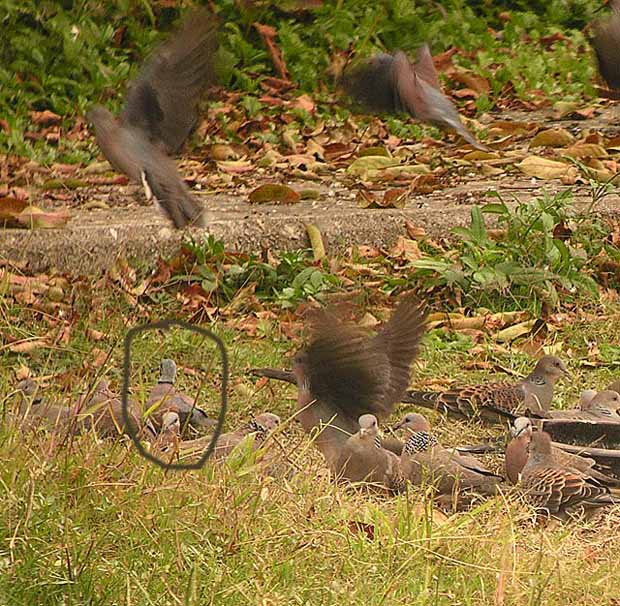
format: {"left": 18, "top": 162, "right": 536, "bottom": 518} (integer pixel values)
{"left": 146, "top": 359, "right": 215, "bottom": 436}
{"left": 341, "top": 45, "right": 486, "bottom": 150}
{"left": 291, "top": 294, "right": 427, "bottom": 472}
{"left": 86, "top": 9, "right": 219, "bottom": 228}
{"left": 335, "top": 414, "right": 403, "bottom": 491}
{"left": 520, "top": 430, "right": 619, "bottom": 517}
{"left": 406, "top": 355, "right": 569, "bottom": 421}
{"left": 395, "top": 412, "right": 502, "bottom": 501}
{"left": 505, "top": 417, "right": 620, "bottom": 487}
{"left": 179, "top": 412, "right": 280, "bottom": 462}
{"left": 592, "top": 1, "right": 620, "bottom": 91}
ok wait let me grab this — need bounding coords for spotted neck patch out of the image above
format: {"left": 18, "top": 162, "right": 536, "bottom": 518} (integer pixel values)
{"left": 527, "top": 373, "right": 546, "bottom": 386}
{"left": 404, "top": 431, "right": 438, "bottom": 455}
{"left": 246, "top": 419, "right": 268, "bottom": 441}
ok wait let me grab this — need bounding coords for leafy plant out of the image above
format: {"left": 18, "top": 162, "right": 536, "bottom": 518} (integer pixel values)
{"left": 175, "top": 235, "right": 339, "bottom": 309}
{"left": 410, "top": 190, "right": 612, "bottom": 312}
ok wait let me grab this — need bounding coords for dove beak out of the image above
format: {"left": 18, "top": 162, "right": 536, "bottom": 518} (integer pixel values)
{"left": 392, "top": 421, "right": 404, "bottom": 432}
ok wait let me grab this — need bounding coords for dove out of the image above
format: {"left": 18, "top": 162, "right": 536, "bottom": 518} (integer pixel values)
{"left": 341, "top": 45, "right": 486, "bottom": 150}
{"left": 546, "top": 391, "right": 620, "bottom": 423}
{"left": 591, "top": 1, "right": 620, "bottom": 91}
{"left": 179, "top": 412, "right": 280, "bottom": 462}
{"left": 395, "top": 412, "right": 502, "bottom": 500}
{"left": 152, "top": 411, "right": 181, "bottom": 453}
{"left": 13, "top": 379, "right": 75, "bottom": 431}
{"left": 86, "top": 9, "right": 219, "bottom": 228}
{"left": 291, "top": 294, "right": 427, "bottom": 472}
{"left": 505, "top": 417, "right": 620, "bottom": 487}
{"left": 607, "top": 379, "right": 620, "bottom": 393}
{"left": 520, "top": 431, "right": 619, "bottom": 518}
{"left": 146, "top": 359, "right": 215, "bottom": 436}
{"left": 406, "top": 355, "right": 569, "bottom": 421}
{"left": 335, "top": 414, "right": 403, "bottom": 491}
{"left": 77, "top": 380, "right": 152, "bottom": 440}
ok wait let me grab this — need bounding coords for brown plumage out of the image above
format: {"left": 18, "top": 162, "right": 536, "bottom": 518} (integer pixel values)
{"left": 292, "top": 295, "right": 427, "bottom": 471}
{"left": 86, "top": 9, "right": 219, "bottom": 228}
{"left": 406, "top": 356, "right": 569, "bottom": 421}
{"left": 77, "top": 381, "right": 150, "bottom": 440}
{"left": 395, "top": 413, "right": 502, "bottom": 502}
{"left": 336, "top": 414, "right": 403, "bottom": 491}
{"left": 146, "top": 359, "right": 215, "bottom": 436}
{"left": 521, "top": 431, "right": 618, "bottom": 517}
{"left": 341, "top": 45, "right": 485, "bottom": 150}
{"left": 592, "top": 2, "right": 620, "bottom": 91}
{"left": 179, "top": 413, "right": 280, "bottom": 462}
{"left": 505, "top": 417, "right": 620, "bottom": 487}
{"left": 13, "top": 379, "right": 76, "bottom": 432}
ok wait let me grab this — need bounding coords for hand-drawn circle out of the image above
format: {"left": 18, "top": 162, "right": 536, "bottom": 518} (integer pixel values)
{"left": 122, "top": 319, "right": 228, "bottom": 470}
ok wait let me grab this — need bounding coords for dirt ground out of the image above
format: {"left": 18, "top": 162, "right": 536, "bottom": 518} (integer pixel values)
{"left": 3, "top": 106, "right": 620, "bottom": 275}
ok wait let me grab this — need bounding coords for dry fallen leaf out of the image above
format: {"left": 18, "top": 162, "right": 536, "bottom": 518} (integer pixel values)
{"left": 517, "top": 156, "right": 576, "bottom": 180}
{"left": 529, "top": 128, "right": 575, "bottom": 148}
{"left": 249, "top": 184, "right": 301, "bottom": 205}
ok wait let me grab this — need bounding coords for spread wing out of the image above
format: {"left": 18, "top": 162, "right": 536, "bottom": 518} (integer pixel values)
{"left": 121, "top": 9, "right": 219, "bottom": 153}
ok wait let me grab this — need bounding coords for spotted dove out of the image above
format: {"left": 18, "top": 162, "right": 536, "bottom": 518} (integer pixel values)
{"left": 395, "top": 412, "right": 502, "bottom": 502}
{"left": 291, "top": 294, "right": 427, "bottom": 472}
{"left": 146, "top": 358, "right": 215, "bottom": 436}
{"left": 505, "top": 417, "right": 620, "bottom": 487}
{"left": 520, "top": 431, "right": 619, "bottom": 517}
{"left": 179, "top": 412, "right": 280, "bottom": 462}
{"left": 406, "top": 355, "right": 569, "bottom": 421}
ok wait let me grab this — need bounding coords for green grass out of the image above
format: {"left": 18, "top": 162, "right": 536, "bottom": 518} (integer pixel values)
{"left": 3, "top": 265, "right": 620, "bottom": 604}
{"left": 0, "top": 0, "right": 603, "bottom": 163}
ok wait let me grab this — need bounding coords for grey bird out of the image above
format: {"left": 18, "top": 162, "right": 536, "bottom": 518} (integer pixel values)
{"left": 406, "top": 355, "right": 569, "bottom": 421}
{"left": 77, "top": 380, "right": 151, "bottom": 440}
{"left": 146, "top": 359, "right": 215, "bottom": 436}
{"left": 395, "top": 412, "right": 502, "bottom": 500}
{"left": 291, "top": 295, "right": 427, "bottom": 473}
{"left": 505, "top": 417, "right": 620, "bottom": 487}
{"left": 13, "top": 379, "right": 75, "bottom": 431}
{"left": 546, "top": 391, "right": 620, "bottom": 423}
{"left": 179, "top": 412, "right": 281, "bottom": 462}
{"left": 86, "top": 9, "right": 219, "bottom": 228}
{"left": 336, "top": 414, "right": 404, "bottom": 491}
{"left": 520, "top": 431, "right": 619, "bottom": 518}
{"left": 607, "top": 379, "right": 620, "bottom": 393}
{"left": 341, "top": 45, "right": 486, "bottom": 150}
{"left": 591, "top": 1, "right": 620, "bottom": 91}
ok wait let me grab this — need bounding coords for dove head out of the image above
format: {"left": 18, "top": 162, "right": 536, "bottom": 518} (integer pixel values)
{"left": 161, "top": 411, "right": 180, "bottom": 432}
{"left": 16, "top": 379, "right": 39, "bottom": 399}
{"left": 254, "top": 413, "right": 280, "bottom": 432}
{"left": 584, "top": 390, "right": 620, "bottom": 415}
{"left": 358, "top": 414, "right": 379, "bottom": 439}
{"left": 511, "top": 416, "right": 533, "bottom": 439}
{"left": 533, "top": 356, "right": 569, "bottom": 382}
{"left": 292, "top": 349, "right": 309, "bottom": 378}
{"left": 159, "top": 359, "right": 177, "bottom": 384}
{"left": 393, "top": 412, "right": 431, "bottom": 434}
{"left": 528, "top": 430, "right": 553, "bottom": 459}
{"left": 579, "top": 389, "right": 598, "bottom": 408}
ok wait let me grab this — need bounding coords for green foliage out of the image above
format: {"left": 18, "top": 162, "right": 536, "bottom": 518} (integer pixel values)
{"left": 179, "top": 235, "right": 339, "bottom": 309}
{"left": 0, "top": 0, "right": 601, "bottom": 162}
{"left": 411, "top": 191, "right": 612, "bottom": 312}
